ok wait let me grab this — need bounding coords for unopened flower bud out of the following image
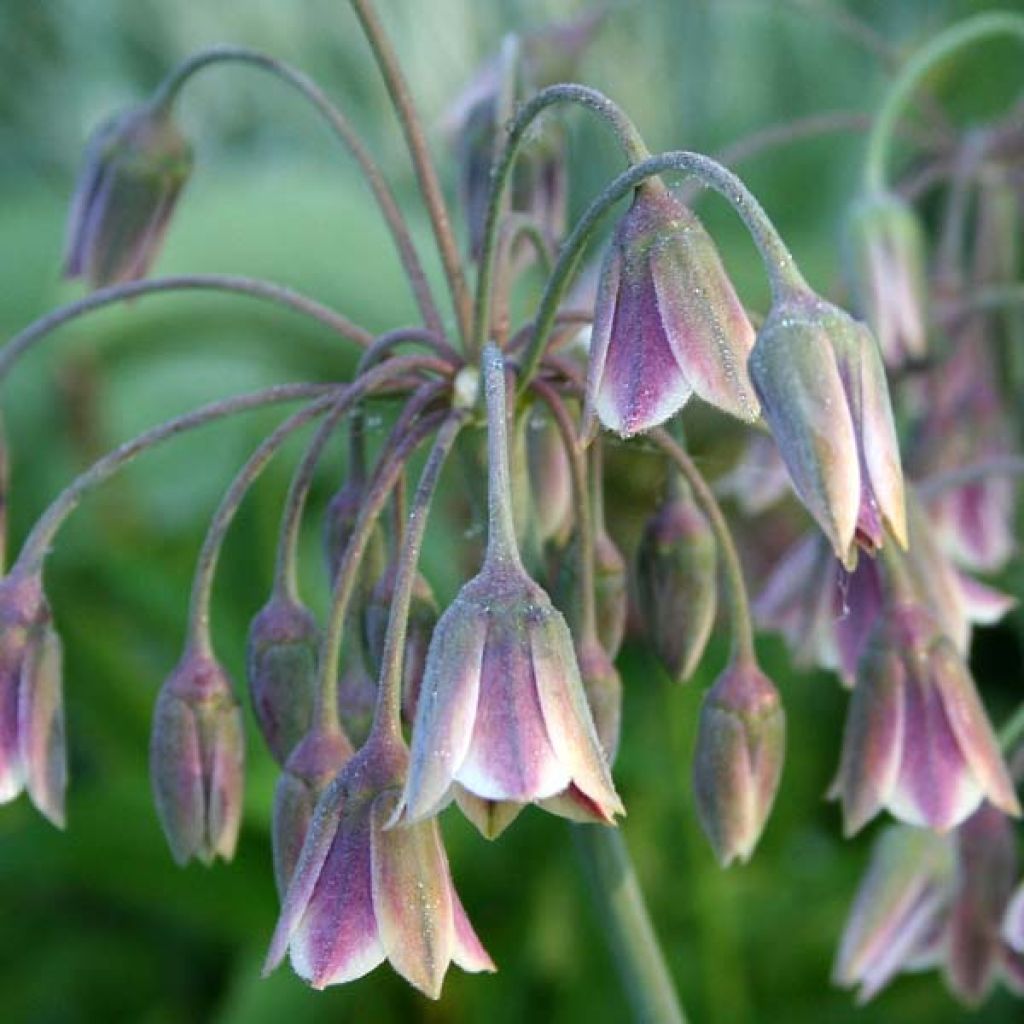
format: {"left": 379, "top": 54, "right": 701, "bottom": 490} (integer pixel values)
{"left": 323, "top": 477, "right": 386, "bottom": 588}
{"left": 845, "top": 190, "right": 928, "bottom": 368}
{"left": 692, "top": 659, "right": 785, "bottom": 866}
{"left": 636, "top": 478, "right": 717, "bottom": 682}
{"left": 64, "top": 102, "right": 193, "bottom": 288}
{"left": 363, "top": 563, "right": 437, "bottom": 724}
{"left": 748, "top": 291, "right": 906, "bottom": 568}
{"left": 271, "top": 722, "right": 352, "bottom": 897}
{"left": 246, "top": 594, "right": 320, "bottom": 764}
{"left": 149, "top": 646, "right": 244, "bottom": 866}
{"left": 584, "top": 182, "right": 758, "bottom": 438}
{"left": 523, "top": 406, "right": 573, "bottom": 547}
{"left": 576, "top": 637, "right": 622, "bottom": 764}
{"left": 0, "top": 571, "right": 67, "bottom": 827}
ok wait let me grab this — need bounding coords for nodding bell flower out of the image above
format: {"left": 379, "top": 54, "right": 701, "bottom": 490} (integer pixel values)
{"left": 0, "top": 571, "right": 67, "bottom": 827}
{"left": 397, "top": 345, "right": 623, "bottom": 838}
{"left": 692, "top": 658, "right": 785, "bottom": 866}
{"left": 583, "top": 181, "right": 759, "bottom": 439}
{"left": 833, "top": 602, "right": 1019, "bottom": 835}
{"left": 635, "top": 476, "right": 717, "bottom": 682}
{"left": 264, "top": 735, "right": 494, "bottom": 997}
{"left": 246, "top": 594, "right": 320, "bottom": 764}
{"left": 272, "top": 721, "right": 353, "bottom": 898}
{"left": 63, "top": 101, "right": 193, "bottom": 288}
{"left": 748, "top": 291, "right": 906, "bottom": 569}
{"left": 845, "top": 190, "right": 928, "bottom": 368}
{"left": 149, "top": 645, "right": 245, "bottom": 866}
{"left": 363, "top": 563, "right": 438, "bottom": 724}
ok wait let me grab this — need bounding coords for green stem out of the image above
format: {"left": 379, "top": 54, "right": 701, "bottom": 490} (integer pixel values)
{"left": 517, "top": 150, "right": 807, "bottom": 398}
{"left": 481, "top": 343, "right": 523, "bottom": 567}
{"left": 473, "top": 84, "right": 650, "bottom": 359}
{"left": 348, "top": 0, "right": 472, "bottom": 346}
{"left": 573, "top": 824, "right": 686, "bottom": 1024}
{"left": 493, "top": 214, "right": 555, "bottom": 347}
{"left": 369, "top": 413, "right": 464, "bottom": 743}
{"left": 864, "top": 12, "right": 1024, "bottom": 191}
{"left": 999, "top": 701, "right": 1024, "bottom": 753}
{"left": 151, "top": 44, "right": 443, "bottom": 335}
{"left": 650, "top": 429, "right": 756, "bottom": 666}
{"left": 0, "top": 274, "right": 374, "bottom": 383}
{"left": 12, "top": 383, "right": 331, "bottom": 575}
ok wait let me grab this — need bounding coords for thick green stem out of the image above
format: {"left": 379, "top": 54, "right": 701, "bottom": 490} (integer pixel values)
{"left": 151, "top": 44, "right": 443, "bottom": 334}
{"left": 573, "top": 824, "right": 687, "bottom": 1024}
{"left": 348, "top": 0, "right": 472, "bottom": 345}
{"left": 369, "top": 413, "right": 464, "bottom": 743}
{"left": 0, "top": 274, "right": 373, "bottom": 383}
{"left": 650, "top": 429, "right": 756, "bottom": 666}
{"left": 481, "top": 344, "right": 523, "bottom": 567}
{"left": 517, "top": 150, "right": 806, "bottom": 397}
{"left": 864, "top": 12, "right": 1024, "bottom": 191}
{"left": 473, "top": 84, "right": 650, "bottom": 358}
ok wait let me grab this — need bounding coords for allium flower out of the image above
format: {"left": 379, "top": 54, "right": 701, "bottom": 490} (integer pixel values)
{"left": 833, "top": 603, "right": 1019, "bottom": 834}
{"left": 64, "top": 102, "right": 193, "bottom": 288}
{"left": 397, "top": 344, "right": 623, "bottom": 838}
{"left": 149, "top": 645, "right": 245, "bottom": 865}
{"left": 264, "top": 737, "right": 494, "bottom": 996}
{"left": 748, "top": 291, "right": 906, "bottom": 568}
{"left": 246, "top": 594, "right": 320, "bottom": 764}
{"left": 692, "top": 658, "right": 785, "bottom": 865}
{"left": 0, "top": 571, "right": 67, "bottom": 827}
{"left": 845, "top": 190, "right": 928, "bottom": 367}
{"left": 635, "top": 477, "right": 717, "bottom": 682}
{"left": 583, "top": 182, "right": 759, "bottom": 438}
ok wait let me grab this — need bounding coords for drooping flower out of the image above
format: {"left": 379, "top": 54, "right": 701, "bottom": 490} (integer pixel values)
{"left": 833, "top": 602, "right": 1019, "bottom": 835}
{"left": 64, "top": 101, "right": 193, "bottom": 288}
{"left": 263, "top": 735, "right": 494, "bottom": 997}
{"left": 748, "top": 290, "right": 906, "bottom": 568}
{"left": 584, "top": 181, "right": 759, "bottom": 438}
{"left": 149, "top": 645, "right": 245, "bottom": 865}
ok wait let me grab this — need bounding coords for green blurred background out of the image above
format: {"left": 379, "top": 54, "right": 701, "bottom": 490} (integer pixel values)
{"left": 2, "top": 1, "right": 1023, "bottom": 1021}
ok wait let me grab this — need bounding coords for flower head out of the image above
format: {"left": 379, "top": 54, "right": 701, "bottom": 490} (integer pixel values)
{"left": 584, "top": 182, "right": 758, "bottom": 438}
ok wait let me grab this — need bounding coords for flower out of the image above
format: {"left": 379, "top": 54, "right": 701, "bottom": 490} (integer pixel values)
{"left": 63, "top": 102, "right": 193, "bottom": 288}
{"left": 833, "top": 603, "right": 1019, "bottom": 834}
{"left": 692, "top": 658, "right": 785, "bottom": 865}
{"left": 747, "top": 290, "right": 906, "bottom": 568}
{"left": 149, "top": 645, "right": 245, "bottom": 865}
{"left": 263, "top": 736, "right": 494, "bottom": 997}
{"left": 584, "top": 182, "right": 759, "bottom": 438}
{"left": 0, "top": 570, "right": 67, "bottom": 827}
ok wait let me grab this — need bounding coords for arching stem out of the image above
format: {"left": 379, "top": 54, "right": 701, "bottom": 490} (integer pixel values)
{"left": 481, "top": 344, "right": 522, "bottom": 567}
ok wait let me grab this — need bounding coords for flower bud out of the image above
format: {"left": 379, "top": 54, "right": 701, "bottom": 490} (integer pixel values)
{"left": 635, "top": 479, "right": 717, "bottom": 682}
{"left": 692, "top": 659, "right": 785, "bottom": 866}
{"left": 0, "top": 571, "right": 67, "bottom": 827}
{"left": 583, "top": 182, "right": 758, "bottom": 438}
{"left": 834, "top": 603, "right": 1019, "bottom": 835}
{"left": 246, "top": 595, "right": 320, "bottom": 764}
{"left": 362, "top": 563, "right": 438, "bottom": 724}
{"left": 271, "top": 722, "right": 352, "bottom": 898}
{"left": 523, "top": 406, "right": 572, "bottom": 547}
{"left": 845, "top": 190, "right": 928, "bottom": 368}
{"left": 748, "top": 291, "right": 906, "bottom": 568}
{"left": 576, "top": 637, "right": 622, "bottom": 764}
{"left": 1003, "top": 881, "right": 1024, "bottom": 955}
{"left": 336, "top": 656, "right": 377, "bottom": 748}
{"left": 149, "top": 646, "right": 245, "bottom": 866}
{"left": 64, "top": 102, "right": 193, "bottom": 288}
{"left": 323, "top": 477, "right": 386, "bottom": 588}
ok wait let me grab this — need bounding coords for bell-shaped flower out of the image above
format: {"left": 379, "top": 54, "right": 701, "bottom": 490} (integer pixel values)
{"left": 692, "top": 657, "right": 785, "bottom": 866}
{"left": 263, "top": 734, "right": 494, "bottom": 996}
{"left": 0, "top": 570, "right": 67, "bottom": 827}
{"left": 583, "top": 181, "right": 758, "bottom": 438}
{"left": 149, "top": 644, "right": 245, "bottom": 865}
{"left": 833, "top": 602, "right": 1019, "bottom": 835}
{"left": 396, "top": 345, "right": 623, "bottom": 838}
{"left": 63, "top": 101, "right": 193, "bottom": 288}
{"left": 748, "top": 290, "right": 906, "bottom": 568}
{"left": 845, "top": 190, "right": 928, "bottom": 368}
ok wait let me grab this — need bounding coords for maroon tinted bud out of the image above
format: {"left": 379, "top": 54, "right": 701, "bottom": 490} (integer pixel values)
{"left": 635, "top": 479, "right": 717, "bottom": 682}
{"left": 576, "top": 636, "right": 622, "bottom": 764}
{"left": 149, "top": 646, "right": 245, "bottom": 866}
{"left": 323, "top": 478, "right": 387, "bottom": 589}
{"left": 246, "top": 594, "right": 320, "bottom": 764}
{"left": 336, "top": 656, "right": 377, "bottom": 749}
{"left": 524, "top": 405, "right": 573, "bottom": 547}
{"left": 63, "top": 102, "right": 193, "bottom": 288}
{"left": 363, "top": 562, "right": 438, "bottom": 724}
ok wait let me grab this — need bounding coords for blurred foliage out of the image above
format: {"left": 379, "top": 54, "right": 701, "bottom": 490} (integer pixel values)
{"left": 1, "top": 1, "right": 1023, "bottom": 1022}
